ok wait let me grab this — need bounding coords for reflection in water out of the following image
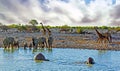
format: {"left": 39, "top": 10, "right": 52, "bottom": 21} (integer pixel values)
{"left": 73, "top": 61, "right": 93, "bottom": 67}
{"left": 32, "top": 48, "right": 53, "bottom": 54}
{"left": 47, "top": 48, "right": 52, "bottom": 53}
{"left": 0, "top": 48, "right": 120, "bottom": 71}
{"left": 3, "top": 48, "right": 18, "bottom": 53}
{"left": 32, "top": 48, "right": 45, "bottom": 54}
{"left": 86, "top": 63, "right": 93, "bottom": 67}
{"left": 3, "top": 47, "right": 53, "bottom": 54}
{"left": 34, "top": 60, "right": 44, "bottom": 63}
{"left": 97, "top": 50, "right": 111, "bottom": 63}
{"left": 98, "top": 50, "right": 107, "bottom": 55}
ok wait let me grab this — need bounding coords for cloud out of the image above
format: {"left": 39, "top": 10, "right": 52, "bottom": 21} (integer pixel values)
{"left": 110, "top": 4, "right": 120, "bottom": 26}
{"left": 110, "top": 4, "right": 120, "bottom": 19}
{"left": 0, "top": 0, "right": 119, "bottom": 26}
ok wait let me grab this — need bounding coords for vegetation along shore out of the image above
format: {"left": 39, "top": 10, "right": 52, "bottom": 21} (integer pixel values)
{"left": 0, "top": 20, "right": 120, "bottom": 50}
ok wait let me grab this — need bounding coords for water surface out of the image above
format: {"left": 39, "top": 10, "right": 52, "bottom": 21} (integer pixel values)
{"left": 0, "top": 48, "right": 120, "bottom": 71}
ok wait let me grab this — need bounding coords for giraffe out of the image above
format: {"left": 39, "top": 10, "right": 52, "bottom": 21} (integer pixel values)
{"left": 45, "top": 27, "right": 54, "bottom": 48}
{"left": 40, "top": 22, "right": 46, "bottom": 36}
{"left": 40, "top": 22, "right": 54, "bottom": 48}
{"left": 94, "top": 27, "right": 111, "bottom": 47}
{"left": 46, "top": 27, "right": 51, "bottom": 37}
{"left": 39, "top": 22, "right": 47, "bottom": 48}
{"left": 103, "top": 30, "right": 112, "bottom": 43}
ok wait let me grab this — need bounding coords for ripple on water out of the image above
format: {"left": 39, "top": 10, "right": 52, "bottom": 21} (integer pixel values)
{"left": 0, "top": 48, "right": 120, "bottom": 71}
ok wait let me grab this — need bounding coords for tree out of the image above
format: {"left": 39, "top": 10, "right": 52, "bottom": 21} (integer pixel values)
{"left": 0, "top": 22, "right": 2, "bottom": 26}
{"left": 29, "top": 19, "right": 38, "bottom": 26}
{"left": 61, "top": 24, "right": 70, "bottom": 29}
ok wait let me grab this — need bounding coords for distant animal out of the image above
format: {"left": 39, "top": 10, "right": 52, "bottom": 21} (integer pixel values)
{"left": 47, "top": 36, "right": 54, "bottom": 48}
{"left": 32, "top": 37, "right": 39, "bottom": 49}
{"left": 38, "top": 37, "right": 47, "bottom": 48}
{"left": 34, "top": 53, "right": 49, "bottom": 61}
{"left": 40, "top": 22, "right": 47, "bottom": 36}
{"left": 103, "top": 30, "right": 112, "bottom": 43}
{"left": 13, "top": 40, "right": 19, "bottom": 48}
{"left": 94, "top": 27, "right": 112, "bottom": 43}
{"left": 3, "top": 37, "right": 17, "bottom": 48}
{"left": 32, "top": 37, "right": 47, "bottom": 49}
{"left": 40, "top": 22, "right": 54, "bottom": 48}
{"left": 85, "top": 57, "right": 95, "bottom": 64}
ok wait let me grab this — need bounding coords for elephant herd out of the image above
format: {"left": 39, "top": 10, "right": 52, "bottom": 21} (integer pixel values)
{"left": 3, "top": 36, "right": 54, "bottom": 49}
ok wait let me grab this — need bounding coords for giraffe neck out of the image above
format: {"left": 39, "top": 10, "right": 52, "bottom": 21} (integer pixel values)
{"left": 41, "top": 24, "right": 46, "bottom": 31}
{"left": 41, "top": 23, "right": 46, "bottom": 35}
{"left": 46, "top": 27, "right": 51, "bottom": 36}
{"left": 95, "top": 28, "right": 104, "bottom": 38}
{"left": 46, "top": 28, "right": 51, "bottom": 33}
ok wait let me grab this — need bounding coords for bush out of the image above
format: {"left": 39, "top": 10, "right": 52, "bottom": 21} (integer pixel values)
{"left": 61, "top": 25, "right": 70, "bottom": 29}
{"left": 100, "top": 26, "right": 108, "bottom": 29}
{"left": 76, "top": 28, "right": 83, "bottom": 34}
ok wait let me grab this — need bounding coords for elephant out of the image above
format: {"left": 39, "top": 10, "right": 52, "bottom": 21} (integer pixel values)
{"left": 13, "top": 40, "right": 19, "bottom": 48}
{"left": 3, "top": 37, "right": 17, "bottom": 48}
{"left": 32, "top": 37, "right": 47, "bottom": 49}
{"left": 38, "top": 37, "right": 47, "bottom": 48}
{"left": 85, "top": 57, "right": 95, "bottom": 64}
{"left": 34, "top": 53, "right": 49, "bottom": 61}
{"left": 32, "top": 37, "right": 39, "bottom": 49}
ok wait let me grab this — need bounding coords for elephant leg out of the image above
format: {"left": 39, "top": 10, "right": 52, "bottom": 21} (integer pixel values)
{"left": 50, "top": 44, "right": 52, "bottom": 48}
{"left": 18, "top": 45, "right": 19, "bottom": 48}
{"left": 44, "top": 41, "right": 47, "bottom": 48}
{"left": 50, "top": 42, "right": 53, "bottom": 48}
{"left": 41, "top": 43, "right": 44, "bottom": 48}
{"left": 4, "top": 46, "right": 6, "bottom": 48}
{"left": 34, "top": 45, "right": 37, "bottom": 49}
{"left": 11, "top": 44, "right": 14, "bottom": 49}
{"left": 8, "top": 45, "right": 10, "bottom": 49}
{"left": 47, "top": 43, "right": 50, "bottom": 48}
{"left": 3, "top": 44, "right": 6, "bottom": 48}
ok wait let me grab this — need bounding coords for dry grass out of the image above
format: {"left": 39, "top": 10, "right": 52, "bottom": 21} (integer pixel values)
{"left": 0, "top": 32, "right": 120, "bottom": 50}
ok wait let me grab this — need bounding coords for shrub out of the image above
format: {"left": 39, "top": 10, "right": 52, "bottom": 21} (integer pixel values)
{"left": 76, "top": 28, "right": 83, "bottom": 34}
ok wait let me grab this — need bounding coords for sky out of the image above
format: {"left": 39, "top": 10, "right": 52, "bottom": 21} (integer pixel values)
{"left": 0, "top": 0, "right": 120, "bottom": 26}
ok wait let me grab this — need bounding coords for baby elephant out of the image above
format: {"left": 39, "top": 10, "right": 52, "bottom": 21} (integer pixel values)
{"left": 34, "top": 53, "right": 49, "bottom": 61}
{"left": 85, "top": 57, "right": 95, "bottom": 64}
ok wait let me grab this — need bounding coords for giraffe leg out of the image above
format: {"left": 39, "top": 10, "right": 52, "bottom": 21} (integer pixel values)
{"left": 98, "top": 38, "right": 103, "bottom": 48}
{"left": 103, "top": 38, "right": 109, "bottom": 48}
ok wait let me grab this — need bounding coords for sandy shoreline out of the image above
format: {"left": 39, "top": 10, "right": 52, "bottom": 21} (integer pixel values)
{"left": 0, "top": 31, "right": 120, "bottom": 51}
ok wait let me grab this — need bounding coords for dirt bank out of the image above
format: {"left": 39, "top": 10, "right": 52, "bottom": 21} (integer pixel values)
{"left": 0, "top": 31, "right": 120, "bottom": 51}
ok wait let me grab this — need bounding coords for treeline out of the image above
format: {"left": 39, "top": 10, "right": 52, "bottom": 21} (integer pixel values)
{"left": 0, "top": 24, "right": 120, "bottom": 30}
{"left": 0, "top": 19, "right": 120, "bottom": 32}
